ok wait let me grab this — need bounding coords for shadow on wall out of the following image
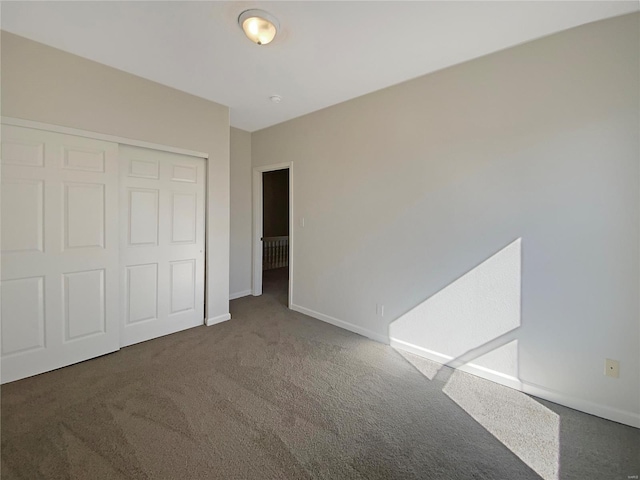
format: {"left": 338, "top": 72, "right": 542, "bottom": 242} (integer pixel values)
{"left": 389, "top": 238, "right": 561, "bottom": 479}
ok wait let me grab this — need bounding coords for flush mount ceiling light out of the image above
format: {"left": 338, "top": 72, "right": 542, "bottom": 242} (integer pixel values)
{"left": 238, "top": 9, "right": 279, "bottom": 46}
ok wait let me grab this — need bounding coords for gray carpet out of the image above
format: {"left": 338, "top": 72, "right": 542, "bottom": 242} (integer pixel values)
{"left": 1, "top": 268, "right": 638, "bottom": 479}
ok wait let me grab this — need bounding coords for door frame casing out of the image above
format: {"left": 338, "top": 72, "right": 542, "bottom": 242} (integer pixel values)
{"left": 252, "top": 162, "right": 293, "bottom": 307}
{"left": 1, "top": 117, "right": 209, "bottom": 159}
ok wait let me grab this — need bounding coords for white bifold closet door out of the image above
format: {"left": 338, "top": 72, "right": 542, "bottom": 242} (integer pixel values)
{"left": 1, "top": 125, "right": 120, "bottom": 383}
{"left": 119, "top": 145, "right": 205, "bottom": 347}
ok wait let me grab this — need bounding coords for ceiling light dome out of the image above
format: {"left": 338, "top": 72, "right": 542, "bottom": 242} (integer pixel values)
{"left": 238, "top": 9, "right": 279, "bottom": 46}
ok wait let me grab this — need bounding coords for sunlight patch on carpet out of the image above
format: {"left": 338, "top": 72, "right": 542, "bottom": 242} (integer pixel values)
{"left": 443, "top": 370, "right": 560, "bottom": 480}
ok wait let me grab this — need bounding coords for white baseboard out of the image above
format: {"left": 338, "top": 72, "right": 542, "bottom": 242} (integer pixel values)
{"left": 281, "top": 303, "right": 640, "bottom": 429}
{"left": 229, "top": 289, "right": 252, "bottom": 300}
{"left": 290, "top": 304, "right": 390, "bottom": 344}
{"left": 390, "top": 338, "right": 451, "bottom": 363}
{"left": 390, "top": 337, "right": 640, "bottom": 429}
{"left": 389, "top": 337, "right": 523, "bottom": 389}
{"left": 206, "top": 313, "right": 231, "bottom": 327}
{"left": 521, "top": 381, "right": 640, "bottom": 429}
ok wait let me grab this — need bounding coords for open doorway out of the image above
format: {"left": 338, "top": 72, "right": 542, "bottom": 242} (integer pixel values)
{"left": 252, "top": 163, "right": 293, "bottom": 307}
{"left": 262, "top": 169, "right": 289, "bottom": 304}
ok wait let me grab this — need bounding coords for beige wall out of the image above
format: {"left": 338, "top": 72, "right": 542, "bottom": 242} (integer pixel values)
{"left": 230, "top": 127, "right": 252, "bottom": 298}
{"left": 1, "top": 31, "right": 231, "bottom": 321}
{"left": 252, "top": 14, "right": 640, "bottom": 426}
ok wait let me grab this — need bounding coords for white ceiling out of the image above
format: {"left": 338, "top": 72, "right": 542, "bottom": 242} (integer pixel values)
{"left": 2, "top": 1, "right": 638, "bottom": 132}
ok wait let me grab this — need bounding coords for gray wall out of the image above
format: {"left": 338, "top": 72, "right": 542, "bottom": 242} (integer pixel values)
{"left": 2, "top": 31, "right": 231, "bottom": 321}
{"left": 230, "top": 127, "right": 252, "bottom": 298}
{"left": 251, "top": 14, "right": 640, "bottom": 426}
{"left": 263, "top": 169, "right": 289, "bottom": 238}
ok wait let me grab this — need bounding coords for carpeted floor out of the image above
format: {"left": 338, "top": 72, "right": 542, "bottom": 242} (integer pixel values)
{"left": 1, "top": 268, "right": 638, "bottom": 479}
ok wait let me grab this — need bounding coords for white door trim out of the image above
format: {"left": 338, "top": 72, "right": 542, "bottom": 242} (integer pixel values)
{"left": 1, "top": 117, "right": 208, "bottom": 159}
{"left": 252, "top": 162, "right": 293, "bottom": 308}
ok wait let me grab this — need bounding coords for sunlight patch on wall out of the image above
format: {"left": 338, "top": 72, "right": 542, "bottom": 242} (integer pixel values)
{"left": 443, "top": 369, "right": 560, "bottom": 480}
{"left": 467, "top": 339, "right": 519, "bottom": 379}
{"left": 389, "top": 238, "right": 522, "bottom": 379}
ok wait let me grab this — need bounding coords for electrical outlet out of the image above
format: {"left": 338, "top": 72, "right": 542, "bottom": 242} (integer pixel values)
{"left": 605, "top": 358, "right": 620, "bottom": 378}
{"left": 376, "top": 304, "right": 384, "bottom": 317}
